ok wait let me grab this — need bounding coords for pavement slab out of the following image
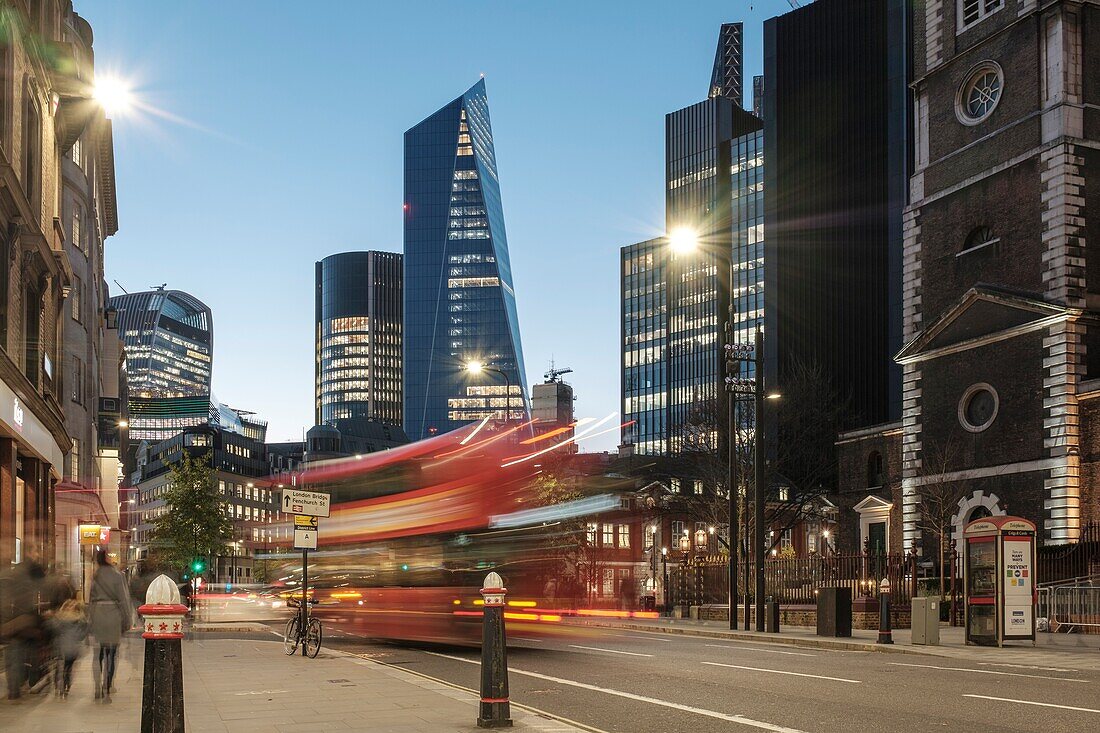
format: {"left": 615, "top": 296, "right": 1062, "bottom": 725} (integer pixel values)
{"left": 0, "top": 636, "right": 589, "bottom": 732}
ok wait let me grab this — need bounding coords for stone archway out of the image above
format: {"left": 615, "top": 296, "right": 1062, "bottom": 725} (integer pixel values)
{"left": 950, "top": 490, "right": 1005, "bottom": 544}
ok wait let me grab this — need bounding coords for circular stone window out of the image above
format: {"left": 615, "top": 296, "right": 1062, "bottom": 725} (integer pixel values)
{"left": 958, "top": 383, "right": 999, "bottom": 432}
{"left": 956, "top": 62, "right": 1004, "bottom": 125}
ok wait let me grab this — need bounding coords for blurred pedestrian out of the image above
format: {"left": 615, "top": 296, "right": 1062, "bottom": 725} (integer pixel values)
{"left": 46, "top": 599, "right": 87, "bottom": 698}
{"left": 0, "top": 556, "right": 47, "bottom": 699}
{"left": 88, "top": 550, "right": 132, "bottom": 701}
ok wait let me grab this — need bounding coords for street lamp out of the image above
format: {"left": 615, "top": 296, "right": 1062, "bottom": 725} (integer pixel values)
{"left": 465, "top": 360, "right": 516, "bottom": 422}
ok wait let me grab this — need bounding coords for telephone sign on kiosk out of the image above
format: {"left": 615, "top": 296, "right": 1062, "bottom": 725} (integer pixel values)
{"left": 281, "top": 488, "right": 330, "bottom": 517}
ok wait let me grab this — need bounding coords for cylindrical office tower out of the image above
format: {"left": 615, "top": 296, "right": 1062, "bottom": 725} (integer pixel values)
{"left": 315, "top": 251, "right": 403, "bottom": 432}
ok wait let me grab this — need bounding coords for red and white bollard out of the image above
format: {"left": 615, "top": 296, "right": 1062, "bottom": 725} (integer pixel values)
{"left": 477, "top": 571, "right": 512, "bottom": 728}
{"left": 138, "top": 575, "right": 188, "bottom": 733}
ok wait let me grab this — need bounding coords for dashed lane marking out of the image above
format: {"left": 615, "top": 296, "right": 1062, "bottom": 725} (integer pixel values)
{"left": 568, "top": 645, "right": 653, "bottom": 657}
{"left": 887, "top": 662, "right": 1088, "bottom": 683}
{"left": 705, "top": 644, "right": 817, "bottom": 657}
{"left": 702, "top": 661, "right": 860, "bottom": 684}
{"left": 962, "top": 695, "right": 1100, "bottom": 714}
{"left": 426, "top": 651, "right": 810, "bottom": 733}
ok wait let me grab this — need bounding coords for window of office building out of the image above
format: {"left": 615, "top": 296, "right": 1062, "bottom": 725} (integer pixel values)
{"left": 618, "top": 524, "right": 630, "bottom": 548}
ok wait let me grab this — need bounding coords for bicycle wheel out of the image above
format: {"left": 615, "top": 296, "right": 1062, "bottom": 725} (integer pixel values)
{"left": 283, "top": 617, "right": 300, "bottom": 655}
{"left": 304, "top": 618, "right": 322, "bottom": 659}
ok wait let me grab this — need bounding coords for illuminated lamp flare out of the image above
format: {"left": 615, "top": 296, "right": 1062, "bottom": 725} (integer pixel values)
{"left": 668, "top": 227, "right": 699, "bottom": 254}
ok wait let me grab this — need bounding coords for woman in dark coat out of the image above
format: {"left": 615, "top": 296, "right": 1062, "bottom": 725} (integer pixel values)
{"left": 88, "top": 550, "right": 132, "bottom": 701}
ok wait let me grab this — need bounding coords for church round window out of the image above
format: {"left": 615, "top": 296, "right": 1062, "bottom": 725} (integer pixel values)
{"left": 959, "top": 383, "right": 999, "bottom": 432}
{"left": 956, "top": 62, "right": 1004, "bottom": 125}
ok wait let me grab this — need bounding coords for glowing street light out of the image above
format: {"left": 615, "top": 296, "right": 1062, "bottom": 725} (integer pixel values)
{"left": 93, "top": 76, "right": 134, "bottom": 117}
{"left": 465, "top": 360, "right": 484, "bottom": 374}
{"left": 668, "top": 226, "right": 699, "bottom": 254}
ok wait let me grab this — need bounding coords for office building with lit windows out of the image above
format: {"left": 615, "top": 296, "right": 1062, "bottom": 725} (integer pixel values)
{"left": 620, "top": 22, "right": 763, "bottom": 456}
{"left": 621, "top": 238, "right": 668, "bottom": 454}
{"left": 403, "top": 80, "right": 528, "bottom": 440}
{"left": 315, "top": 251, "right": 404, "bottom": 442}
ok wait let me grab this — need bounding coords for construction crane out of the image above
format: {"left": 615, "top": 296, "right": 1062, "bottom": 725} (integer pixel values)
{"left": 544, "top": 362, "right": 573, "bottom": 383}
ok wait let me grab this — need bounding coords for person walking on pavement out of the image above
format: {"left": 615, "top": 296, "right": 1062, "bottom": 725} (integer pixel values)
{"left": 46, "top": 598, "right": 88, "bottom": 698}
{"left": 88, "top": 550, "right": 132, "bottom": 701}
{"left": 0, "top": 555, "right": 48, "bottom": 700}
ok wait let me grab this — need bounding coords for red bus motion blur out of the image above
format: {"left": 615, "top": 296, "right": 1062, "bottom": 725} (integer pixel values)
{"left": 265, "top": 418, "right": 620, "bottom": 644}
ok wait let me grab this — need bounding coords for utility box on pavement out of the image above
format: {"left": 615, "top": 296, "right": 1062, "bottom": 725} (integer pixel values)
{"left": 816, "top": 587, "right": 852, "bottom": 637}
{"left": 911, "top": 597, "right": 940, "bottom": 645}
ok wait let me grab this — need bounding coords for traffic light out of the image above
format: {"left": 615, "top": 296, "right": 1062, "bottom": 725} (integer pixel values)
{"left": 191, "top": 558, "right": 206, "bottom": 574}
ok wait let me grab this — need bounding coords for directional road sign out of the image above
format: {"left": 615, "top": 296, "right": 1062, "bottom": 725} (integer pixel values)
{"left": 293, "top": 528, "right": 318, "bottom": 550}
{"left": 293, "top": 514, "right": 319, "bottom": 528}
{"left": 281, "top": 488, "right": 330, "bottom": 517}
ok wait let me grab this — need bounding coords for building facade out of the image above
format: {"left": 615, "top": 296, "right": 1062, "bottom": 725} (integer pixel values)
{"left": 315, "top": 251, "right": 403, "bottom": 437}
{"left": 0, "top": 1, "right": 114, "bottom": 570}
{"left": 883, "top": 0, "right": 1100, "bottom": 551}
{"left": 762, "top": 0, "right": 906, "bottom": 434}
{"left": 531, "top": 367, "right": 576, "bottom": 452}
{"left": 403, "top": 80, "right": 528, "bottom": 441}
{"left": 109, "top": 288, "right": 212, "bottom": 398}
{"left": 620, "top": 22, "right": 763, "bottom": 458}
{"left": 132, "top": 423, "right": 279, "bottom": 582}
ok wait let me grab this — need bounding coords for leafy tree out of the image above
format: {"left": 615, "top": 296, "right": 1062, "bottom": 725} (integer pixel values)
{"left": 148, "top": 453, "right": 235, "bottom": 575}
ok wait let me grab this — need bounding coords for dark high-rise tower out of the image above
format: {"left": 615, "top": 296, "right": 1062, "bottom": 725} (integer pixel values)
{"left": 315, "top": 251, "right": 403, "bottom": 433}
{"left": 403, "top": 80, "right": 528, "bottom": 441}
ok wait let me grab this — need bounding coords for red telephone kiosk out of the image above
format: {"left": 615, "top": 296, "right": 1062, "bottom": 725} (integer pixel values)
{"left": 963, "top": 516, "right": 1037, "bottom": 647}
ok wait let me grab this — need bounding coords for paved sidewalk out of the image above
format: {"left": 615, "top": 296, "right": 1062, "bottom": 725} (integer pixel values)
{"left": 0, "top": 637, "right": 587, "bottom": 732}
{"left": 568, "top": 617, "right": 1100, "bottom": 671}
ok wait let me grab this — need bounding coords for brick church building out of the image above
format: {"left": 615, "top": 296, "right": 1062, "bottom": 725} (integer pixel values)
{"left": 837, "top": 0, "right": 1100, "bottom": 556}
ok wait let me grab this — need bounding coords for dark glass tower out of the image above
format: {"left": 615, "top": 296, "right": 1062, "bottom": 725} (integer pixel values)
{"left": 315, "top": 251, "right": 404, "bottom": 432}
{"left": 403, "top": 80, "right": 528, "bottom": 441}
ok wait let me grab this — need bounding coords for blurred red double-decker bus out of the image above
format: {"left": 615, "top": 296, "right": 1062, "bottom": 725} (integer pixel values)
{"left": 263, "top": 419, "right": 578, "bottom": 644}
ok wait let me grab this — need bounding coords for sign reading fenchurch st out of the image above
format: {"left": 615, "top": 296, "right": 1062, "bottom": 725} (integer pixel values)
{"left": 281, "top": 488, "right": 330, "bottom": 517}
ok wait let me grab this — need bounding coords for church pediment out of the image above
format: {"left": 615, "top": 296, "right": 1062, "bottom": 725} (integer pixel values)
{"left": 896, "top": 286, "right": 1082, "bottom": 364}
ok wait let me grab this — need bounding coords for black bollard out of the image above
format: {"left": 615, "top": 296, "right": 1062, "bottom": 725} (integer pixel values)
{"left": 139, "top": 574, "right": 187, "bottom": 733}
{"left": 477, "top": 571, "right": 512, "bottom": 728}
{"left": 876, "top": 578, "right": 893, "bottom": 645}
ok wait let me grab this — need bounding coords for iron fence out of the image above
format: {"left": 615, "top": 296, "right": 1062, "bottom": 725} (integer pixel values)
{"left": 669, "top": 551, "right": 918, "bottom": 608}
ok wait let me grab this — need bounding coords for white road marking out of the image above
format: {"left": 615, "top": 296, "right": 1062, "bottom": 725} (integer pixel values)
{"left": 887, "top": 662, "right": 1087, "bottom": 683}
{"left": 513, "top": 636, "right": 543, "bottom": 642}
{"left": 975, "top": 662, "right": 1074, "bottom": 673}
{"left": 426, "top": 651, "right": 810, "bottom": 732}
{"left": 702, "top": 661, "right": 860, "bottom": 684}
{"left": 606, "top": 633, "right": 673, "bottom": 643}
{"left": 962, "top": 695, "right": 1100, "bottom": 714}
{"left": 568, "top": 644, "right": 653, "bottom": 657}
{"left": 705, "top": 644, "right": 817, "bottom": 657}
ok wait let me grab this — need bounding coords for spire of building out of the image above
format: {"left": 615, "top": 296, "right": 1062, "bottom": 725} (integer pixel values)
{"left": 708, "top": 22, "right": 744, "bottom": 107}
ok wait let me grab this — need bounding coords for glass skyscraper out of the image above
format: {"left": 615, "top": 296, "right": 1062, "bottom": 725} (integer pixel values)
{"left": 315, "top": 251, "right": 403, "bottom": 431}
{"left": 620, "top": 22, "right": 764, "bottom": 456}
{"left": 622, "top": 238, "right": 667, "bottom": 454}
{"left": 109, "top": 288, "right": 213, "bottom": 398}
{"left": 403, "top": 80, "right": 528, "bottom": 441}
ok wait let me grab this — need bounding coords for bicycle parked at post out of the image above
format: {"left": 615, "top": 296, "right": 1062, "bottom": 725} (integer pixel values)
{"left": 283, "top": 597, "right": 322, "bottom": 658}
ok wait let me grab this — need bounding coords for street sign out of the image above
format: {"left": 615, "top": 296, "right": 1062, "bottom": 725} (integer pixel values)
{"left": 281, "top": 488, "right": 330, "bottom": 517}
{"left": 293, "top": 515, "right": 318, "bottom": 529}
{"left": 293, "top": 528, "right": 318, "bottom": 550}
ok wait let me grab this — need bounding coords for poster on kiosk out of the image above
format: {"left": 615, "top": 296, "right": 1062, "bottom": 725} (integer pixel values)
{"left": 963, "top": 516, "right": 1037, "bottom": 647}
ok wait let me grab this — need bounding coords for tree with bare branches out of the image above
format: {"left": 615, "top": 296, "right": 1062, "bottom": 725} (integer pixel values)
{"left": 917, "top": 439, "right": 972, "bottom": 598}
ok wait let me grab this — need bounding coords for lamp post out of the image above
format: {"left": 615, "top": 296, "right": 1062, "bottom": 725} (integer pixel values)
{"left": 466, "top": 361, "right": 516, "bottom": 422}
{"left": 661, "top": 547, "right": 669, "bottom": 615}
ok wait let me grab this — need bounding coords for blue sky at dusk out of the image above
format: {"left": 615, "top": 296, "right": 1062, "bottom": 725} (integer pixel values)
{"left": 82, "top": 0, "right": 794, "bottom": 449}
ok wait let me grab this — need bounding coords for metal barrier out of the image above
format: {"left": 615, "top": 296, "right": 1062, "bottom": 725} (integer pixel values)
{"left": 1048, "top": 585, "right": 1100, "bottom": 633}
